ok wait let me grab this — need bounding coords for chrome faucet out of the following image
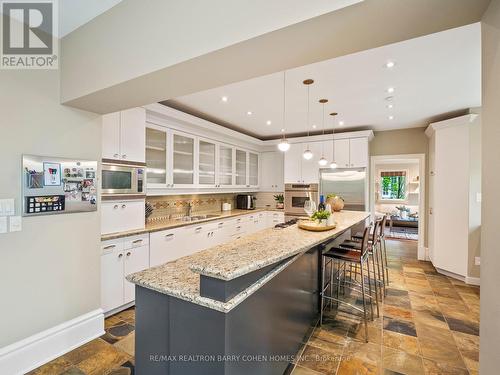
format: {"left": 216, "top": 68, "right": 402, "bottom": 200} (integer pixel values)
{"left": 187, "top": 202, "right": 193, "bottom": 217}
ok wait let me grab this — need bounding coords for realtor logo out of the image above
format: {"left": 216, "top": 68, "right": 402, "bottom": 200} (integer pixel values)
{"left": 1, "top": 0, "right": 58, "bottom": 69}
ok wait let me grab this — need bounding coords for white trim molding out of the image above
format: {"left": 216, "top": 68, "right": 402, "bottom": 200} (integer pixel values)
{"left": 435, "top": 268, "right": 480, "bottom": 286}
{"left": 370, "top": 153, "right": 426, "bottom": 261}
{"left": 465, "top": 276, "right": 480, "bottom": 286}
{"left": 0, "top": 309, "right": 104, "bottom": 375}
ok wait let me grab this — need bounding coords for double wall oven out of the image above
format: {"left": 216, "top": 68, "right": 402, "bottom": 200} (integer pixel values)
{"left": 284, "top": 183, "right": 319, "bottom": 220}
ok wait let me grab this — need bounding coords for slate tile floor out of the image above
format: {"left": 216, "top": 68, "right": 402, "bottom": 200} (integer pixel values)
{"left": 30, "top": 239, "right": 479, "bottom": 375}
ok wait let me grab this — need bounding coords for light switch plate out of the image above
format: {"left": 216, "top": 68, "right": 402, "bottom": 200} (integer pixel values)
{"left": 0, "top": 199, "right": 15, "bottom": 216}
{"left": 9, "top": 216, "right": 22, "bottom": 232}
{"left": 476, "top": 193, "right": 482, "bottom": 203}
{"left": 0, "top": 217, "right": 7, "bottom": 234}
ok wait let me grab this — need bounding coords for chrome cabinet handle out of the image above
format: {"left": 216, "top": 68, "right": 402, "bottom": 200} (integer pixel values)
{"left": 218, "top": 222, "right": 224, "bottom": 227}
{"left": 118, "top": 253, "right": 123, "bottom": 258}
{"left": 126, "top": 251, "right": 131, "bottom": 256}
{"left": 122, "top": 154, "right": 127, "bottom": 159}
{"left": 165, "top": 233, "right": 174, "bottom": 239}
{"left": 113, "top": 205, "right": 118, "bottom": 209}
{"left": 121, "top": 204, "right": 126, "bottom": 209}
{"left": 236, "top": 226, "right": 241, "bottom": 229}
{"left": 113, "top": 153, "right": 119, "bottom": 158}
{"left": 103, "top": 245, "right": 116, "bottom": 250}
{"left": 132, "top": 239, "right": 143, "bottom": 244}
{"left": 195, "top": 227, "right": 202, "bottom": 232}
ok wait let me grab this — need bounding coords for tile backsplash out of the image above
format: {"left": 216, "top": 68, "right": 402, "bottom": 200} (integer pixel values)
{"left": 146, "top": 194, "right": 239, "bottom": 221}
{"left": 254, "top": 191, "right": 284, "bottom": 209}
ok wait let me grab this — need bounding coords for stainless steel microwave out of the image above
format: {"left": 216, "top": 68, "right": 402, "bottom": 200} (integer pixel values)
{"left": 101, "top": 163, "right": 145, "bottom": 195}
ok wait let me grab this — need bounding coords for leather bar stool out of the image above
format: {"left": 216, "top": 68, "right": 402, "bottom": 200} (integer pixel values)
{"left": 342, "top": 219, "right": 385, "bottom": 307}
{"left": 319, "top": 226, "right": 374, "bottom": 343}
{"left": 379, "top": 214, "right": 390, "bottom": 284}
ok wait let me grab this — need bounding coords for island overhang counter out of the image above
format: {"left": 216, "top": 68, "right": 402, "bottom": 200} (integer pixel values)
{"left": 127, "top": 210, "right": 370, "bottom": 375}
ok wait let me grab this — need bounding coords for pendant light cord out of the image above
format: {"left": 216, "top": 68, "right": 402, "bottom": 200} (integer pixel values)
{"left": 321, "top": 101, "right": 325, "bottom": 157}
{"left": 282, "top": 71, "right": 286, "bottom": 142}
{"left": 307, "top": 84, "right": 310, "bottom": 148}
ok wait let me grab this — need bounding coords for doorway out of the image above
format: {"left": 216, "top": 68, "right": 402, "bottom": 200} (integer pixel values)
{"left": 370, "top": 154, "right": 426, "bottom": 260}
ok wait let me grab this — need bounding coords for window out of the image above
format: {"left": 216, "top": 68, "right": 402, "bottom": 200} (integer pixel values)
{"left": 380, "top": 171, "right": 406, "bottom": 200}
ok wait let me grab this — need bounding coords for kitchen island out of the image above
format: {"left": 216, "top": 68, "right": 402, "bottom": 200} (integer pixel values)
{"left": 127, "top": 210, "right": 369, "bottom": 375}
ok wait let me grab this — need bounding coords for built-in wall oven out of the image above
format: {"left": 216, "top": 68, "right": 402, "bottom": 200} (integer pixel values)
{"left": 101, "top": 162, "right": 145, "bottom": 196}
{"left": 284, "top": 183, "right": 319, "bottom": 219}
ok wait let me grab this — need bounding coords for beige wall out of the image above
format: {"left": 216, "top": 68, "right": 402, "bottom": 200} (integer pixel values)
{"left": 0, "top": 70, "right": 101, "bottom": 347}
{"left": 480, "top": 0, "right": 500, "bottom": 372}
{"left": 370, "top": 128, "right": 429, "bottom": 247}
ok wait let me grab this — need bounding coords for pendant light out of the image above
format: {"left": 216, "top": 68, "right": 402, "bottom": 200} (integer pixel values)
{"left": 302, "top": 79, "right": 314, "bottom": 160}
{"left": 277, "top": 71, "right": 290, "bottom": 152}
{"left": 329, "top": 112, "right": 338, "bottom": 169}
{"left": 318, "top": 99, "right": 328, "bottom": 166}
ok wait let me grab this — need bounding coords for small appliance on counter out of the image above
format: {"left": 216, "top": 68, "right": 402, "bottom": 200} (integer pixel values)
{"left": 222, "top": 202, "right": 232, "bottom": 211}
{"left": 22, "top": 154, "right": 98, "bottom": 216}
{"left": 236, "top": 195, "right": 256, "bottom": 210}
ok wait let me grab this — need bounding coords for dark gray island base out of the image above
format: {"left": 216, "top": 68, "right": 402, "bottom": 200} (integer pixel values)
{"left": 127, "top": 211, "right": 370, "bottom": 375}
{"left": 135, "top": 247, "right": 319, "bottom": 375}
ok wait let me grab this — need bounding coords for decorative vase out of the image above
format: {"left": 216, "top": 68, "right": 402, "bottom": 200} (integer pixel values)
{"left": 326, "top": 196, "right": 344, "bottom": 212}
{"left": 400, "top": 210, "right": 408, "bottom": 219}
{"left": 276, "top": 202, "right": 284, "bottom": 209}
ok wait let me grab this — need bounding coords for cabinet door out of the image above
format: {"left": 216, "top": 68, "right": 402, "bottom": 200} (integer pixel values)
{"left": 268, "top": 211, "right": 285, "bottom": 226}
{"left": 334, "top": 139, "right": 350, "bottom": 168}
{"left": 248, "top": 152, "right": 259, "bottom": 187}
{"left": 101, "top": 244, "right": 124, "bottom": 313}
{"left": 101, "top": 200, "right": 145, "bottom": 235}
{"left": 349, "top": 137, "right": 368, "bottom": 168}
{"left": 172, "top": 132, "right": 195, "bottom": 186}
{"left": 302, "top": 142, "right": 323, "bottom": 183}
{"left": 120, "top": 108, "right": 146, "bottom": 163}
{"left": 198, "top": 139, "right": 216, "bottom": 186}
{"left": 284, "top": 143, "right": 303, "bottom": 183}
{"left": 150, "top": 228, "right": 187, "bottom": 266}
{"left": 102, "top": 112, "right": 121, "bottom": 160}
{"left": 123, "top": 244, "right": 149, "bottom": 304}
{"left": 235, "top": 149, "right": 248, "bottom": 186}
{"left": 146, "top": 127, "right": 168, "bottom": 186}
{"left": 260, "top": 151, "right": 284, "bottom": 191}
{"left": 218, "top": 145, "right": 234, "bottom": 186}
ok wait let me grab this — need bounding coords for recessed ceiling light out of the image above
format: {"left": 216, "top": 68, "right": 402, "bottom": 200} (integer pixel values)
{"left": 385, "top": 61, "right": 395, "bottom": 69}
{"left": 266, "top": 120, "right": 272, "bottom": 125}
{"left": 387, "top": 104, "right": 394, "bottom": 109}
{"left": 338, "top": 121, "right": 345, "bottom": 126}
{"left": 388, "top": 115, "right": 394, "bottom": 120}
{"left": 221, "top": 96, "right": 228, "bottom": 102}
{"left": 247, "top": 111, "right": 252, "bottom": 115}
{"left": 312, "top": 124, "right": 317, "bottom": 129}
{"left": 387, "top": 87, "right": 395, "bottom": 94}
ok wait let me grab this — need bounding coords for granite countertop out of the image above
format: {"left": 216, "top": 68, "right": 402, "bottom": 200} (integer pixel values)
{"left": 101, "top": 207, "right": 284, "bottom": 241}
{"left": 126, "top": 210, "right": 369, "bottom": 312}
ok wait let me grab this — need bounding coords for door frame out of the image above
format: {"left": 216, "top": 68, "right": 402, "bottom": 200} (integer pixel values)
{"left": 370, "top": 153, "right": 426, "bottom": 261}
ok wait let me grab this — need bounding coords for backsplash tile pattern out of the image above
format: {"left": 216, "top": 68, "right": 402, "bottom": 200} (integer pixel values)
{"left": 254, "top": 191, "right": 284, "bottom": 209}
{"left": 146, "top": 194, "right": 240, "bottom": 222}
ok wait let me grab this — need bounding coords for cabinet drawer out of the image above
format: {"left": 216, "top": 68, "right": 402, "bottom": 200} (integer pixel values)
{"left": 123, "top": 234, "right": 149, "bottom": 249}
{"left": 101, "top": 240, "right": 124, "bottom": 255}
{"left": 150, "top": 228, "right": 187, "bottom": 266}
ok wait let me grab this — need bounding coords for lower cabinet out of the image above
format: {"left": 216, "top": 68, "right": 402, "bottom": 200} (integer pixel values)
{"left": 101, "top": 234, "right": 149, "bottom": 314}
{"left": 268, "top": 211, "right": 285, "bottom": 226}
{"left": 101, "top": 199, "right": 145, "bottom": 235}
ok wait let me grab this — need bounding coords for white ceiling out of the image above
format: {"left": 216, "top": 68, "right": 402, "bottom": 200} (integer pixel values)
{"left": 60, "top": 0, "right": 123, "bottom": 37}
{"left": 168, "top": 22, "right": 481, "bottom": 139}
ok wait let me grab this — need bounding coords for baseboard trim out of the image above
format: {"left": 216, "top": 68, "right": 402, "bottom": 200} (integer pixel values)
{"left": 465, "top": 276, "right": 480, "bottom": 286}
{"left": 435, "top": 267, "right": 465, "bottom": 282}
{"left": 0, "top": 308, "right": 104, "bottom": 375}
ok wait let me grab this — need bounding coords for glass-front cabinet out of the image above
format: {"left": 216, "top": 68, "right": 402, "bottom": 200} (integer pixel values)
{"left": 218, "top": 145, "right": 234, "bottom": 186}
{"left": 198, "top": 139, "right": 216, "bottom": 186}
{"left": 146, "top": 127, "right": 168, "bottom": 186}
{"left": 235, "top": 149, "right": 247, "bottom": 186}
{"left": 249, "top": 152, "right": 259, "bottom": 187}
{"left": 146, "top": 125, "right": 258, "bottom": 191}
{"left": 172, "top": 132, "right": 194, "bottom": 186}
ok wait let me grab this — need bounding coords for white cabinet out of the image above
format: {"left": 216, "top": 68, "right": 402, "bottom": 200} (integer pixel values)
{"left": 248, "top": 152, "right": 259, "bottom": 187}
{"left": 284, "top": 144, "right": 304, "bottom": 183}
{"left": 261, "top": 151, "right": 284, "bottom": 191}
{"left": 172, "top": 131, "right": 195, "bottom": 186}
{"left": 102, "top": 108, "right": 146, "bottom": 163}
{"left": 150, "top": 227, "right": 188, "bottom": 267}
{"left": 198, "top": 139, "right": 217, "bottom": 186}
{"left": 349, "top": 138, "right": 369, "bottom": 168}
{"left": 146, "top": 126, "right": 168, "bottom": 186}
{"left": 334, "top": 139, "right": 350, "bottom": 168}
{"left": 284, "top": 142, "right": 322, "bottom": 183}
{"left": 334, "top": 138, "right": 368, "bottom": 168}
{"left": 218, "top": 145, "right": 234, "bottom": 187}
{"left": 235, "top": 149, "right": 248, "bottom": 186}
{"left": 268, "top": 211, "right": 285, "bottom": 226}
{"left": 101, "top": 199, "right": 145, "bottom": 235}
{"left": 101, "top": 234, "right": 149, "bottom": 314}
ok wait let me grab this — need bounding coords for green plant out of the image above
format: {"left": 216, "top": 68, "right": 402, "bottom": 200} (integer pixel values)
{"left": 273, "top": 194, "right": 284, "bottom": 203}
{"left": 311, "top": 210, "right": 331, "bottom": 221}
{"left": 326, "top": 193, "right": 344, "bottom": 201}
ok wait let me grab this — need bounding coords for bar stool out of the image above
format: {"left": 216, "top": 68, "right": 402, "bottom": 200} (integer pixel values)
{"left": 379, "top": 214, "right": 390, "bottom": 284}
{"left": 342, "top": 219, "right": 385, "bottom": 306}
{"left": 319, "top": 226, "right": 374, "bottom": 342}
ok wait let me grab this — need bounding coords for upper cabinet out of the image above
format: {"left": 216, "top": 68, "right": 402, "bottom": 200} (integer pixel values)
{"left": 284, "top": 136, "right": 369, "bottom": 183}
{"left": 145, "top": 124, "right": 258, "bottom": 192}
{"left": 260, "top": 151, "right": 284, "bottom": 192}
{"left": 102, "top": 108, "right": 145, "bottom": 163}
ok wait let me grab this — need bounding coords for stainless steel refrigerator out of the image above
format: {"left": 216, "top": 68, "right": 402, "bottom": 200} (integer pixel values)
{"left": 320, "top": 168, "right": 367, "bottom": 211}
